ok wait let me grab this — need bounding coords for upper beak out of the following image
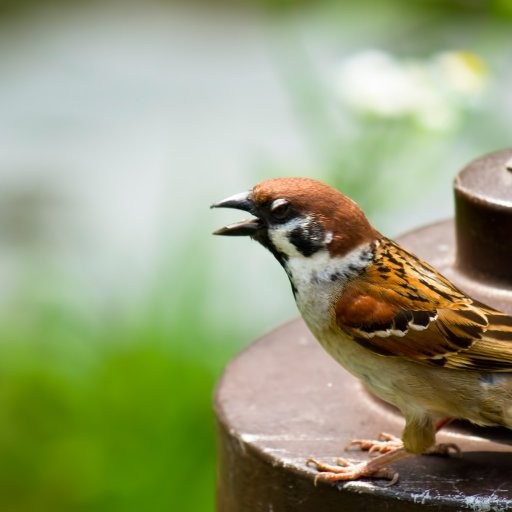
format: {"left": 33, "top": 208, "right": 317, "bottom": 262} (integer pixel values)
{"left": 211, "top": 190, "right": 263, "bottom": 236}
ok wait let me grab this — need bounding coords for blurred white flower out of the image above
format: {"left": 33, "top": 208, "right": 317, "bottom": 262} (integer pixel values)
{"left": 435, "top": 51, "right": 487, "bottom": 95}
{"left": 335, "top": 50, "right": 488, "bottom": 131}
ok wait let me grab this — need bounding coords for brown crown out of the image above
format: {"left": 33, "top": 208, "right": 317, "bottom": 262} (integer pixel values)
{"left": 251, "top": 177, "right": 379, "bottom": 256}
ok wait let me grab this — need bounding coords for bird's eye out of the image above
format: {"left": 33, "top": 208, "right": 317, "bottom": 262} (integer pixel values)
{"left": 270, "top": 199, "right": 291, "bottom": 221}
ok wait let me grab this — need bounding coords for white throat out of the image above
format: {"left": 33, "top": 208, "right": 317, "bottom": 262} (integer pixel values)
{"left": 282, "top": 241, "right": 375, "bottom": 333}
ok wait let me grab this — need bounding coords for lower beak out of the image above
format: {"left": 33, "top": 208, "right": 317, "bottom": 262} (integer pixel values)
{"left": 213, "top": 218, "right": 262, "bottom": 236}
{"left": 211, "top": 190, "right": 263, "bottom": 236}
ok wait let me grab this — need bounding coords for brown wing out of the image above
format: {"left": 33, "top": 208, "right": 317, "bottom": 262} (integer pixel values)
{"left": 335, "top": 238, "right": 512, "bottom": 371}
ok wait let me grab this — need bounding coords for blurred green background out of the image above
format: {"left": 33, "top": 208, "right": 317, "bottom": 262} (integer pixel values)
{"left": 0, "top": 0, "right": 511, "bottom": 510}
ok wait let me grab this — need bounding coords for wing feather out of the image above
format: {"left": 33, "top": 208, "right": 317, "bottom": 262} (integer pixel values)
{"left": 335, "top": 238, "right": 512, "bottom": 372}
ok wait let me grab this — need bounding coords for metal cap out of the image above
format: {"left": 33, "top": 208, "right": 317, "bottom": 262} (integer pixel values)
{"left": 454, "top": 149, "right": 512, "bottom": 285}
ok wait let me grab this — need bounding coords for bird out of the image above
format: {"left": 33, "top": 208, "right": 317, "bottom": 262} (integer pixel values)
{"left": 211, "top": 177, "right": 512, "bottom": 484}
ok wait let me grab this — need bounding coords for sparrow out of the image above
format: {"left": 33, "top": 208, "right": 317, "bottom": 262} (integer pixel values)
{"left": 211, "top": 177, "right": 512, "bottom": 484}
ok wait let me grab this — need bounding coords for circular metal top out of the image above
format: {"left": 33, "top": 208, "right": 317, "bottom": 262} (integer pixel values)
{"left": 455, "top": 149, "right": 512, "bottom": 206}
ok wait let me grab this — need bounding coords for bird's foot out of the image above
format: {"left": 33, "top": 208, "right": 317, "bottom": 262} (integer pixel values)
{"left": 307, "top": 456, "right": 399, "bottom": 485}
{"left": 346, "top": 432, "right": 402, "bottom": 456}
{"left": 426, "top": 442, "right": 461, "bottom": 458}
{"left": 346, "top": 432, "right": 461, "bottom": 458}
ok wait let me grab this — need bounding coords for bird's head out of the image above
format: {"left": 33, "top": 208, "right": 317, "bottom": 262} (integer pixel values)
{"left": 212, "top": 177, "right": 378, "bottom": 266}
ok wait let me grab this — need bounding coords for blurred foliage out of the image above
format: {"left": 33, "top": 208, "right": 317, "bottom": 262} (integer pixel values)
{"left": 264, "top": 2, "right": 512, "bottom": 227}
{"left": 0, "top": 334, "right": 214, "bottom": 511}
{"left": 1, "top": 0, "right": 512, "bottom": 19}
{"left": 0, "top": 239, "right": 249, "bottom": 511}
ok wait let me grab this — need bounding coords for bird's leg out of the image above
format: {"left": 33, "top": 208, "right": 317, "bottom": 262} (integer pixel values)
{"left": 307, "top": 446, "right": 409, "bottom": 485}
{"left": 434, "top": 417, "right": 453, "bottom": 430}
{"left": 425, "top": 417, "right": 460, "bottom": 457}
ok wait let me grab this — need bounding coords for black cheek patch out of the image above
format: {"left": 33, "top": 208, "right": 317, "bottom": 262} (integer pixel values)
{"left": 289, "top": 222, "right": 324, "bottom": 257}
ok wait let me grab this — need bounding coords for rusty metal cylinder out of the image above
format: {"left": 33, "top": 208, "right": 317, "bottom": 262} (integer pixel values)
{"left": 454, "top": 150, "right": 512, "bottom": 287}
{"left": 215, "top": 149, "right": 512, "bottom": 511}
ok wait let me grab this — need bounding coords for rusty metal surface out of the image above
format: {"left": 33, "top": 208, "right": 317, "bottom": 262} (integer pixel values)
{"left": 215, "top": 150, "right": 512, "bottom": 511}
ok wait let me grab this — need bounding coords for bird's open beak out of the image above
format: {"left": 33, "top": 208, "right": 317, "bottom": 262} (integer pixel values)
{"left": 211, "top": 191, "right": 263, "bottom": 236}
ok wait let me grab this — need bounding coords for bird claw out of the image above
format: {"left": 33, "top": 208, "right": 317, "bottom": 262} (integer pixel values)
{"left": 345, "top": 432, "right": 403, "bottom": 456}
{"left": 426, "top": 442, "right": 462, "bottom": 458}
{"left": 306, "top": 423, "right": 458, "bottom": 486}
{"left": 306, "top": 456, "right": 399, "bottom": 485}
